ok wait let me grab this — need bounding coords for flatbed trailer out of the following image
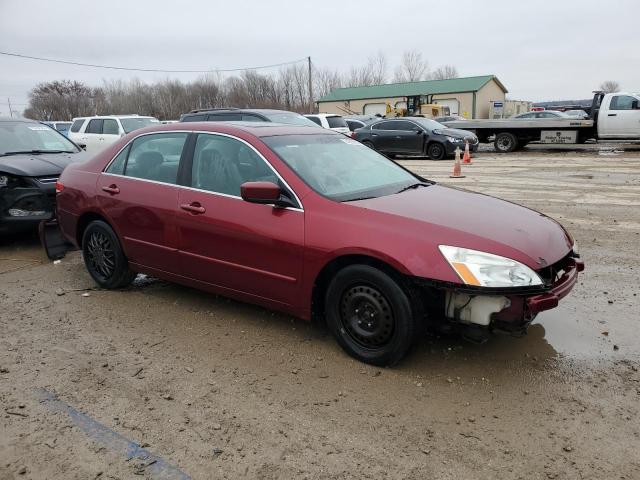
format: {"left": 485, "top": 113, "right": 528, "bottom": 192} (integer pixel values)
{"left": 441, "top": 91, "right": 640, "bottom": 152}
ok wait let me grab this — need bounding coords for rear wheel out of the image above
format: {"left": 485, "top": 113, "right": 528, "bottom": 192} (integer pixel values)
{"left": 82, "top": 220, "right": 136, "bottom": 289}
{"left": 494, "top": 132, "right": 519, "bottom": 153}
{"left": 427, "top": 142, "right": 446, "bottom": 160}
{"left": 325, "top": 265, "right": 417, "bottom": 366}
{"left": 362, "top": 140, "right": 376, "bottom": 150}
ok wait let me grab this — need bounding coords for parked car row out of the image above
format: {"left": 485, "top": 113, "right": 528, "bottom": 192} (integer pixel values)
{"left": 2, "top": 105, "right": 582, "bottom": 365}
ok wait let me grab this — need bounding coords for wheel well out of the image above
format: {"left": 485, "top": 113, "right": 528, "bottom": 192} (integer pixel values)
{"left": 310, "top": 255, "right": 407, "bottom": 324}
{"left": 75, "top": 212, "right": 109, "bottom": 246}
{"left": 426, "top": 140, "right": 444, "bottom": 151}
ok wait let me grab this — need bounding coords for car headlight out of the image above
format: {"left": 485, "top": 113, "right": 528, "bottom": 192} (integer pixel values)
{"left": 446, "top": 136, "right": 463, "bottom": 143}
{"left": 572, "top": 240, "right": 579, "bottom": 256}
{"left": 0, "top": 174, "right": 9, "bottom": 188}
{"left": 439, "top": 245, "right": 543, "bottom": 287}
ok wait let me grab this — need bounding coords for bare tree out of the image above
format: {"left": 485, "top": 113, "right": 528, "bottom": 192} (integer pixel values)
{"left": 599, "top": 80, "right": 620, "bottom": 93}
{"left": 368, "top": 51, "right": 388, "bottom": 85}
{"left": 431, "top": 65, "right": 459, "bottom": 80}
{"left": 314, "top": 67, "right": 343, "bottom": 100}
{"left": 393, "top": 50, "right": 429, "bottom": 82}
{"left": 24, "top": 80, "right": 94, "bottom": 120}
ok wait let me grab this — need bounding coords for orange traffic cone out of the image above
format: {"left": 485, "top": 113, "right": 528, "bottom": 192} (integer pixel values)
{"left": 462, "top": 141, "right": 472, "bottom": 164}
{"left": 450, "top": 147, "right": 465, "bottom": 178}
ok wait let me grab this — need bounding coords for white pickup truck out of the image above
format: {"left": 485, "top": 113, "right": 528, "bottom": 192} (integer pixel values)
{"left": 442, "top": 91, "right": 640, "bottom": 152}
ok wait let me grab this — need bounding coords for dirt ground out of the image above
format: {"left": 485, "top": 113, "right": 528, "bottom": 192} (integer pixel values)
{"left": 1, "top": 143, "right": 639, "bottom": 480}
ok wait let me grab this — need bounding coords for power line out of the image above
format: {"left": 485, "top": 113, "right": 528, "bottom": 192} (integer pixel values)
{"left": 0, "top": 50, "right": 308, "bottom": 73}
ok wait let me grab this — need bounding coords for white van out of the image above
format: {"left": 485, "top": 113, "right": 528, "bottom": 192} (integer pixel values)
{"left": 68, "top": 115, "right": 159, "bottom": 153}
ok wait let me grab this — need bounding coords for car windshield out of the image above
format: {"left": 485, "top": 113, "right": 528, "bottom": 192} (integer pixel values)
{"left": 263, "top": 112, "right": 318, "bottom": 127}
{"left": 406, "top": 118, "right": 445, "bottom": 131}
{"left": 263, "top": 134, "right": 421, "bottom": 201}
{"left": 0, "top": 121, "right": 79, "bottom": 155}
{"left": 120, "top": 117, "right": 159, "bottom": 133}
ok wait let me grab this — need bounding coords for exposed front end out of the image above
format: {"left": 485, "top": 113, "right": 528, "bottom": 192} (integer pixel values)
{"left": 414, "top": 247, "right": 584, "bottom": 337}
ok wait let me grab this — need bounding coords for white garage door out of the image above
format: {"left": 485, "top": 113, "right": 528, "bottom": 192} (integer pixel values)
{"left": 363, "top": 103, "right": 387, "bottom": 116}
{"left": 434, "top": 99, "right": 459, "bottom": 115}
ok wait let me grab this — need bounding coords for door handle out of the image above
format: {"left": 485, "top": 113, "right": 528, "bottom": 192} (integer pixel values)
{"left": 180, "top": 202, "right": 206, "bottom": 214}
{"left": 371, "top": 133, "right": 378, "bottom": 137}
{"left": 101, "top": 184, "right": 120, "bottom": 195}
{"left": 608, "top": 114, "right": 617, "bottom": 117}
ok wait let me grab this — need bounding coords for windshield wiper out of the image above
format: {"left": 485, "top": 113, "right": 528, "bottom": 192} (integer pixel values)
{"left": 1, "top": 149, "right": 76, "bottom": 156}
{"left": 396, "top": 182, "right": 431, "bottom": 194}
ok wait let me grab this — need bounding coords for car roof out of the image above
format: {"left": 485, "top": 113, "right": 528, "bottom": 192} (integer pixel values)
{"left": 186, "top": 108, "right": 303, "bottom": 116}
{"left": 306, "top": 113, "right": 342, "bottom": 118}
{"left": 0, "top": 116, "right": 38, "bottom": 123}
{"left": 71, "top": 115, "right": 156, "bottom": 120}
{"left": 130, "top": 121, "right": 334, "bottom": 138}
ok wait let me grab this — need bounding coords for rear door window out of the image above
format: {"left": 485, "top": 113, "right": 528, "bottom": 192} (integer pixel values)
{"left": 372, "top": 121, "right": 393, "bottom": 130}
{"left": 86, "top": 119, "right": 103, "bottom": 134}
{"left": 123, "top": 133, "right": 188, "bottom": 184}
{"left": 103, "top": 119, "right": 120, "bottom": 135}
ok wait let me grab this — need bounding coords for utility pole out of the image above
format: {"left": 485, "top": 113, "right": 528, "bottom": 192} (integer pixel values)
{"left": 307, "top": 56, "right": 314, "bottom": 114}
{"left": 7, "top": 98, "right": 13, "bottom": 118}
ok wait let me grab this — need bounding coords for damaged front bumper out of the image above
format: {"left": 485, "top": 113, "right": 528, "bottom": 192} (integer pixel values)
{"left": 414, "top": 255, "right": 584, "bottom": 335}
{"left": 0, "top": 186, "right": 55, "bottom": 233}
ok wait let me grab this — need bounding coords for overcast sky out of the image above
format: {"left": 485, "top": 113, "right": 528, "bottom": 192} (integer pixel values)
{"left": 1, "top": 0, "right": 639, "bottom": 116}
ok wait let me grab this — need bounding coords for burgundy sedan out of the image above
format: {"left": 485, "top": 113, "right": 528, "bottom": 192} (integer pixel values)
{"left": 54, "top": 122, "right": 583, "bottom": 365}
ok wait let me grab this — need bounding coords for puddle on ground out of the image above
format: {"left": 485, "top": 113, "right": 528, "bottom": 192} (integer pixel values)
{"left": 533, "top": 308, "right": 610, "bottom": 358}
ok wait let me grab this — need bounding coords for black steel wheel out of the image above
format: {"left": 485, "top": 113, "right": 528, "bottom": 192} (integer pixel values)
{"left": 325, "top": 264, "right": 417, "bottom": 366}
{"left": 494, "top": 132, "right": 519, "bottom": 153}
{"left": 82, "top": 220, "right": 136, "bottom": 289}
{"left": 427, "top": 142, "right": 446, "bottom": 160}
{"left": 340, "top": 284, "right": 394, "bottom": 348}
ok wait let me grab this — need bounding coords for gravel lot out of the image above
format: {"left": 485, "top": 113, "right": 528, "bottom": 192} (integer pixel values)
{"left": 1, "top": 143, "right": 639, "bottom": 480}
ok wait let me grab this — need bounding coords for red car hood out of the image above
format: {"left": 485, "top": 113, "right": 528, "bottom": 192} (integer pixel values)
{"left": 350, "top": 184, "right": 573, "bottom": 269}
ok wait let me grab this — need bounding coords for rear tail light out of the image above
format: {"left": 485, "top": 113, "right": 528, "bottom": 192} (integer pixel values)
{"left": 55, "top": 180, "right": 64, "bottom": 193}
{"left": 350, "top": 131, "right": 357, "bottom": 139}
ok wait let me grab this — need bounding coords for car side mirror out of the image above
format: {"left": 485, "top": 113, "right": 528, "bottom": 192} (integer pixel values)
{"left": 413, "top": 127, "right": 423, "bottom": 134}
{"left": 79, "top": 143, "right": 87, "bottom": 150}
{"left": 240, "top": 181, "right": 295, "bottom": 208}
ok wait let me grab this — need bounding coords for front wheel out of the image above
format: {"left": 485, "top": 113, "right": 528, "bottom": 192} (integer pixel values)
{"left": 82, "top": 220, "right": 136, "bottom": 289}
{"left": 427, "top": 142, "right": 446, "bottom": 160}
{"left": 325, "top": 265, "right": 417, "bottom": 366}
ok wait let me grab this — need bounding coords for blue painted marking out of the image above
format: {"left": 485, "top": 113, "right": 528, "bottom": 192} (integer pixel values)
{"left": 35, "top": 389, "right": 192, "bottom": 480}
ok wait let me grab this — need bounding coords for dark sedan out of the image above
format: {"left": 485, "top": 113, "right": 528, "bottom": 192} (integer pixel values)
{"left": 353, "top": 117, "right": 478, "bottom": 160}
{"left": 0, "top": 117, "right": 86, "bottom": 234}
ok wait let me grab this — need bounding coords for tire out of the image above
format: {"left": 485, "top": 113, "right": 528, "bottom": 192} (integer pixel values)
{"left": 494, "top": 132, "right": 519, "bottom": 153}
{"left": 82, "top": 220, "right": 137, "bottom": 289}
{"left": 325, "top": 265, "right": 417, "bottom": 366}
{"left": 362, "top": 140, "right": 376, "bottom": 150}
{"left": 427, "top": 142, "right": 446, "bottom": 160}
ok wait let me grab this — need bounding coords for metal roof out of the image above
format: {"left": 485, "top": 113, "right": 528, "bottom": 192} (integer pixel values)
{"left": 318, "top": 75, "right": 507, "bottom": 103}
